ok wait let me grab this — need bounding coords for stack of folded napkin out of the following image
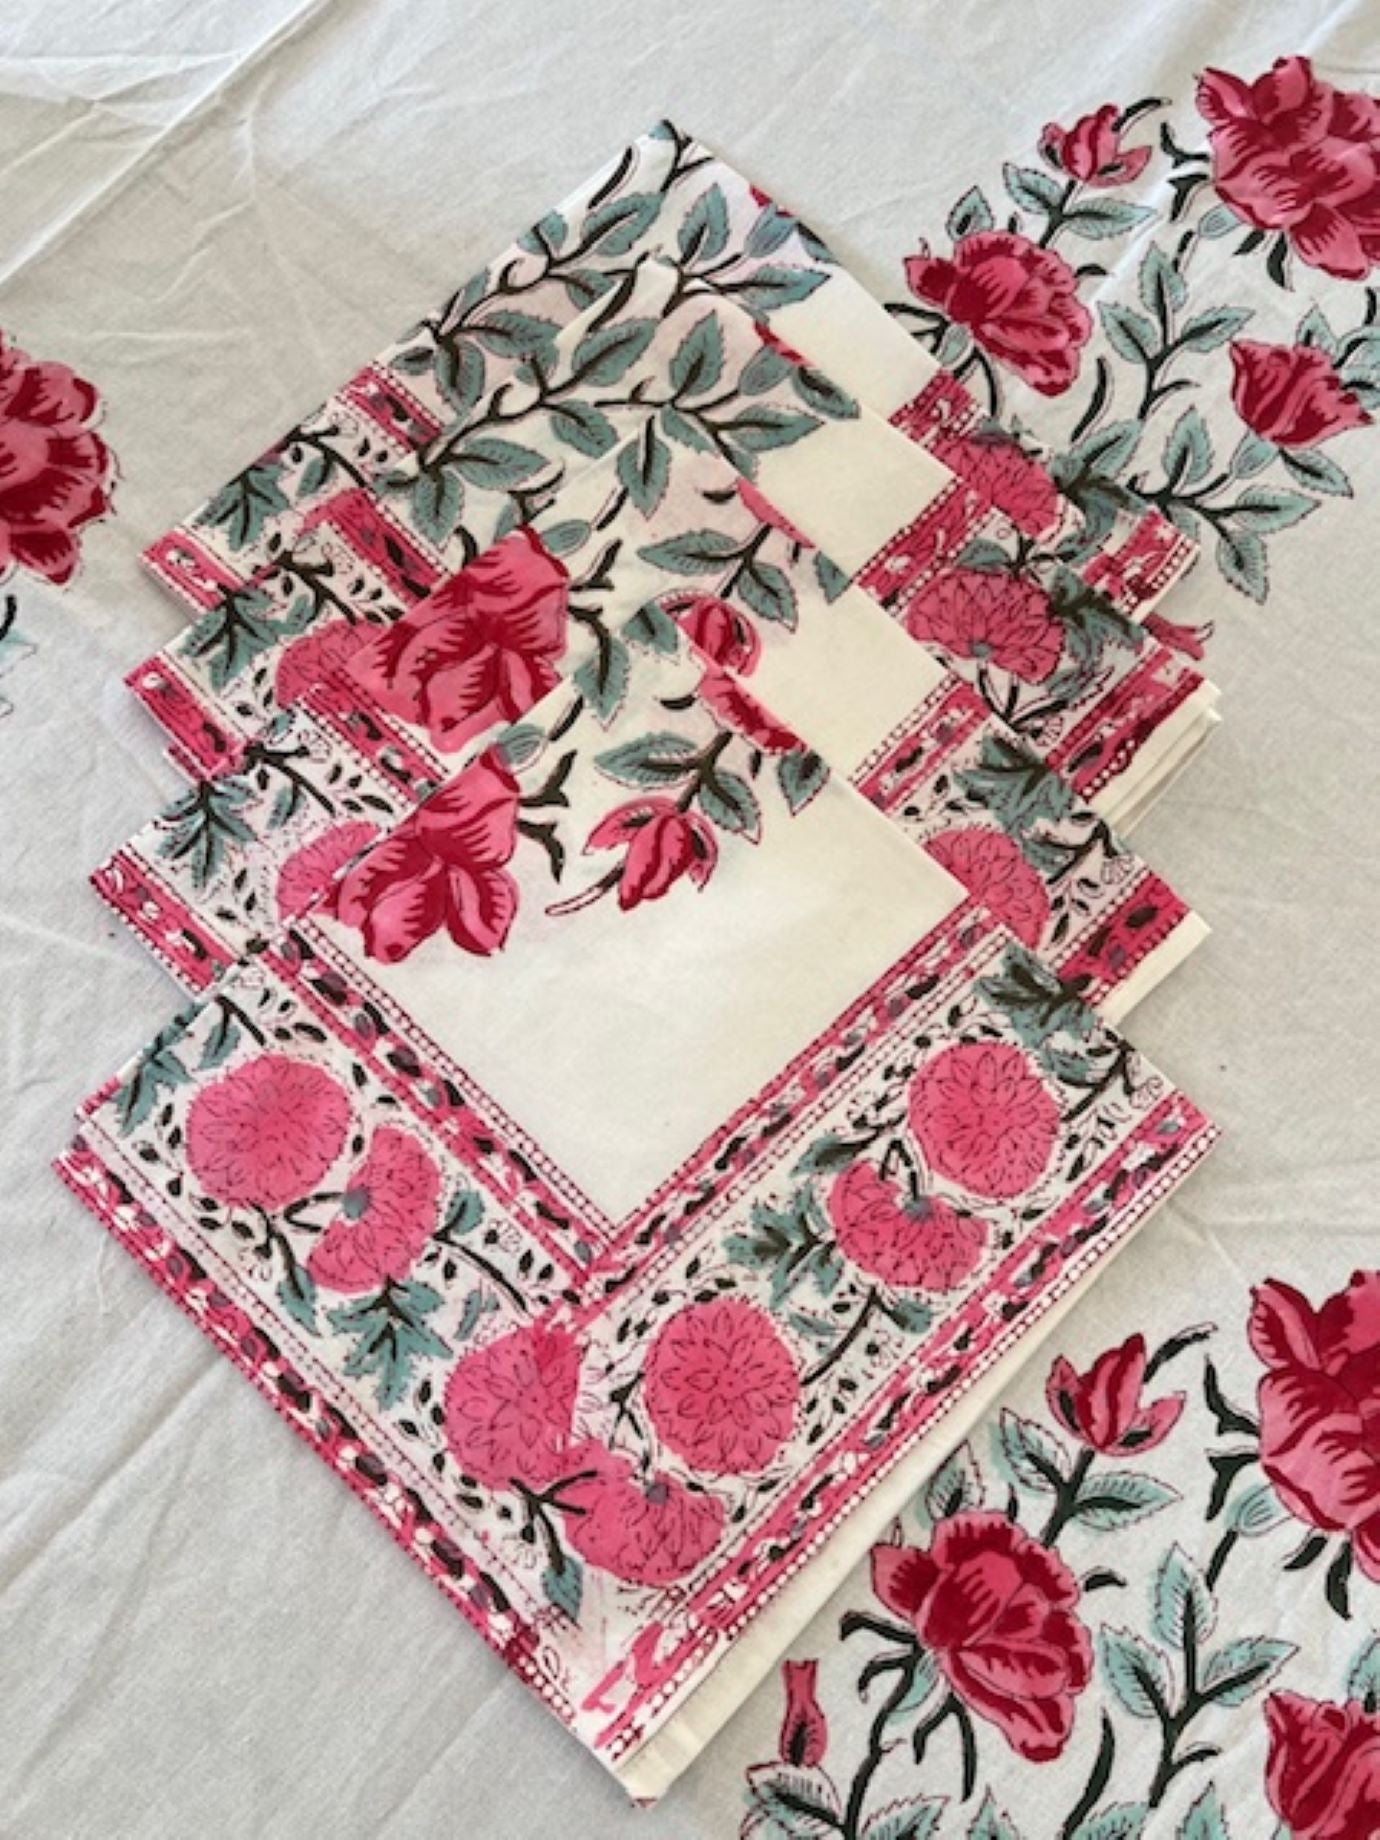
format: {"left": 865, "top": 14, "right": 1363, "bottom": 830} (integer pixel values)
{"left": 60, "top": 123, "right": 1220, "bottom": 1800}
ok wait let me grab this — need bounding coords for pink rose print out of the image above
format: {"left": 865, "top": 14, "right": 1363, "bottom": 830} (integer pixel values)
{"left": 736, "top": 476, "right": 811, "bottom": 547}
{"left": 308, "top": 1125, "right": 441, "bottom": 1293}
{"left": 926, "top": 827, "right": 1050, "bottom": 948}
{"left": 0, "top": 330, "right": 113, "bottom": 586}
{"left": 904, "top": 232, "right": 1092, "bottom": 395}
{"left": 1250, "top": 1271, "right": 1380, "bottom": 1580}
{"left": 1197, "top": 56, "right": 1380, "bottom": 280}
{"left": 585, "top": 797, "right": 718, "bottom": 909}
{"left": 274, "top": 618, "right": 360, "bottom": 706}
{"left": 186, "top": 1054, "right": 351, "bottom": 1211}
{"left": 871, "top": 1512, "right": 1092, "bottom": 1760}
{"left": 560, "top": 1445, "right": 724, "bottom": 1586}
{"left": 942, "top": 432, "right": 1060, "bottom": 535}
{"left": 827, "top": 1161, "right": 987, "bottom": 1291}
{"left": 333, "top": 749, "right": 521, "bottom": 961}
{"left": 778, "top": 1659, "right": 829, "bottom": 1768}
{"left": 674, "top": 594, "right": 762, "bottom": 675}
{"left": 1264, "top": 1691, "right": 1380, "bottom": 1840}
{"left": 1229, "top": 339, "right": 1371, "bottom": 449}
{"left": 442, "top": 1321, "right": 581, "bottom": 1491}
{"left": 645, "top": 1297, "right": 799, "bottom": 1475}
{"left": 908, "top": 1041, "right": 1059, "bottom": 1200}
{"left": 698, "top": 669, "right": 801, "bottom": 754}
{"left": 1038, "top": 104, "right": 1152, "bottom": 188}
{"left": 1046, "top": 1332, "right": 1185, "bottom": 1456}
{"left": 275, "top": 820, "right": 379, "bottom": 918}
{"left": 904, "top": 570, "right": 1063, "bottom": 683}
{"left": 347, "top": 528, "right": 569, "bottom": 752}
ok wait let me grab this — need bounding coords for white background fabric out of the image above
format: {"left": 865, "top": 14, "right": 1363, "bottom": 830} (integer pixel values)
{"left": 2, "top": 1, "right": 1378, "bottom": 1833}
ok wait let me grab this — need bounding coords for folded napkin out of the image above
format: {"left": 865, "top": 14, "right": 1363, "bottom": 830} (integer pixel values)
{"left": 62, "top": 618, "right": 1217, "bottom": 1797}
{"left": 101, "top": 442, "right": 1204, "bottom": 1019}
{"left": 129, "top": 263, "right": 1218, "bottom": 833}
{"left": 142, "top": 123, "right": 1194, "bottom": 633}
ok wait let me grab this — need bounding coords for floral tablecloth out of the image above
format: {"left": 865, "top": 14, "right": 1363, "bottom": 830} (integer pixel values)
{"left": 1, "top": 2, "right": 1377, "bottom": 1835}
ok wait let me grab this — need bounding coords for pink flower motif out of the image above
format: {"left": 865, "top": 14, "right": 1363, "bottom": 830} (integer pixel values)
{"left": 585, "top": 797, "right": 719, "bottom": 909}
{"left": 0, "top": 331, "right": 113, "bottom": 586}
{"left": 908, "top": 1041, "right": 1059, "bottom": 1200}
{"left": 904, "top": 232, "right": 1092, "bottom": 395}
{"left": 827, "top": 1162, "right": 987, "bottom": 1291}
{"left": 1197, "top": 56, "right": 1380, "bottom": 280}
{"left": 1265, "top": 1691, "right": 1380, "bottom": 1840}
{"left": 778, "top": 1660, "right": 829, "bottom": 1768}
{"left": 905, "top": 570, "right": 1063, "bottom": 683}
{"left": 1039, "top": 105, "right": 1153, "bottom": 188}
{"left": 673, "top": 595, "right": 762, "bottom": 675}
{"left": 333, "top": 749, "right": 521, "bottom": 962}
{"left": 442, "top": 1321, "right": 581, "bottom": 1491}
{"left": 347, "top": 529, "right": 569, "bottom": 751}
{"left": 871, "top": 1513, "right": 1092, "bottom": 1760}
{"left": 1046, "top": 1333, "right": 1185, "bottom": 1456}
{"left": 308, "top": 1125, "right": 441, "bottom": 1293}
{"left": 645, "top": 1297, "right": 799, "bottom": 1475}
{"left": 275, "top": 820, "right": 379, "bottom": 918}
{"left": 943, "top": 433, "right": 1060, "bottom": 535}
{"left": 1229, "top": 339, "right": 1371, "bottom": 448}
{"left": 699, "top": 668, "right": 801, "bottom": 754}
{"left": 186, "top": 1054, "right": 351, "bottom": 1211}
{"left": 274, "top": 618, "right": 360, "bottom": 706}
{"left": 926, "top": 827, "right": 1050, "bottom": 948}
{"left": 1250, "top": 1271, "right": 1380, "bottom": 1580}
{"left": 560, "top": 1444, "right": 724, "bottom": 1585}
{"left": 736, "top": 476, "right": 811, "bottom": 547}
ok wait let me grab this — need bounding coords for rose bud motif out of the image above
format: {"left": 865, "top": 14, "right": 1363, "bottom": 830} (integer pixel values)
{"left": 673, "top": 595, "right": 762, "bottom": 675}
{"left": 1039, "top": 105, "right": 1152, "bottom": 188}
{"left": 778, "top": 1659, "right": 828, "bottom": 1768}
{"left": 1045, "top": 1333, "right": 1185, "bottom": 1457}
{"left": 1264, "top": 1691, "right": 1380, "bottom": 1840}
{"left": 584, "top": 798, "right": 720, "bottom": 909}
{"left": 1229, "top": 339, "right": 1371, "bottom": 448}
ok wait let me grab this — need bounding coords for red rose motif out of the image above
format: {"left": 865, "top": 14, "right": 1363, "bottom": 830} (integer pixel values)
{"left": 674, "top": 595, "right": 761, "bottom": 675}
{"left": 1250, "top": 1271, "right": 1380, "bottom": 1580}
{"left": 347, "top": 529, "right": 569, "bottom": 751}
{"left": 871, "top": 1512, "right": 1091, "bottom": 1760}
{"left": 778, "top": 1659, "right": 829, "bottom": 1768}
{"left": 560, "top": 1444, "right": 724, "bottom": 1585}
{"left": 308, "top": 1125, "right": 441, "bottom": 1293}
{"left": 926, "top": 827, "right": 1050, "bottom": 948}
{"left": 275, "top": 618, "right": 360, "bottom": 706}
{"left": 1264, "top": 1692, "right": 1380, "bottom": 1840}
{"left": 1197, "top": 56, "right": 1380, "bottom": 279}
{"left": 699, "top": 668, "right": 801, "bottom": 754}
{"left": 1046, "top": 1333, "right": 1185, "bottom": 1456}
{"left": 645, "top": 1297, "right": 799, "bottom": 1475}
{"left": 585, "top": 797, "right": 719, "bottom": 909}
{"left": 827, "top": 1161, "right": 987, "bottom": 1291}
{"left": 275, "top": 820, "right": 379, "bottom": 918}
{"left": 442, "top": 1321, "right": 581, "bottom": 1490}
{"left": 0, "top": 332, "right": 113, "bottom": 585}
{"left": 736, "top": 476, "right": 811, "bottom": 547}
{"left": 187, "top": 1054, "right": 351, "bottom": 1211}
{"left": 943, "top": 433, "right": 1060, "bottom": 536}
{"left": 904, "top": 232, "right": 1092, "bottom": 395}
{"left": 1229, "top": 339, "right": 1371, "bottom": 448}
{"left": 333, "top": 750, "right": 521, "bottom": 962}
{"left": 904, "top": 570, "right": 1064, "bottom": 683}
{"left": 1039, "top": 105, "right": 1152, "bottom": 188}
{"left": 908, "top": 1041, "right": 1059, "bottom": 1200}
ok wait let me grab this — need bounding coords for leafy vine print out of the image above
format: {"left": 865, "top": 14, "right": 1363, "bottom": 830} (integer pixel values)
{"left": 742, "top": 1266, "right": 1380, "bottom": 1839}
{"left": 889, "top": 58, "right": 1380, "bottom": 604}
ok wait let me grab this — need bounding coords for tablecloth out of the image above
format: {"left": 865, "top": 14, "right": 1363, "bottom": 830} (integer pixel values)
{"left": 2, "top": 1, "right": 1377, "bottom": 1834}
